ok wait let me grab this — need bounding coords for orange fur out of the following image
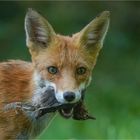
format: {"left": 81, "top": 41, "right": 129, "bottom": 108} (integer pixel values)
{"left": 33, "top": 35, "right": 94, "bottom": 91}
{"left": 0, "top": 61, "right": 33, "bottom": 139}
{"left": 0, "top": 9, "right": 110, "bottom": 139}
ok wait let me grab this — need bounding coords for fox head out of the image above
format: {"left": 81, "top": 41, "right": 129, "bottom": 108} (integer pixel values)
{"left": 25, "top": 9, "right": 109, "bottom": 117}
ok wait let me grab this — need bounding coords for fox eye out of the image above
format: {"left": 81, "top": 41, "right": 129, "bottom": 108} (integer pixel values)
{"left": 76, "top": 67, "right": 86, "bottom": 75}
{"left": 47, "top": 66, "right": 58, "bottom": 74}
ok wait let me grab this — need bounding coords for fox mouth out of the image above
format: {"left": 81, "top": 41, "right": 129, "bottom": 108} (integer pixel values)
{"left": 59, "top": 104, "right": 75, "bottom": 118}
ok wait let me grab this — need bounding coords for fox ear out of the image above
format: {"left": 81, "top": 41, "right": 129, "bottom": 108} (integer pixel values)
{"left": 79, "top": 11, "right": 110, "bottom": 49}
{"left": 25, "top": 8, "right": 55, "bottom": 48}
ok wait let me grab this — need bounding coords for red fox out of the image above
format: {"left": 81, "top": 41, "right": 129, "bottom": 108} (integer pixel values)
{"left": 0, "top": 9, "right": 110, "bottom": 139}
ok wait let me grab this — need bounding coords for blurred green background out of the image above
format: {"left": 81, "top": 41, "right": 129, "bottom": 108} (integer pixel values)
{"left": 0, "top": 1, "right": 140, "bottom": 139}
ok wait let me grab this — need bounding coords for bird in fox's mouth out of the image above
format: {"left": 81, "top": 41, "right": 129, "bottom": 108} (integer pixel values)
{"left": 4, "top": 86, "right": 95, "bottom": 120}
{"left": 31, "top": 86, "right": 95, "bottom": 120}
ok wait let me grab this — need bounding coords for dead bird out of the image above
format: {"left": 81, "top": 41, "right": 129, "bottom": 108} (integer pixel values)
{"left": 4, "top": 86, "right": 95, "bottom": 120}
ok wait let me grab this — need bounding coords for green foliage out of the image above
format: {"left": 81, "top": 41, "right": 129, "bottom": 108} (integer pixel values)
{"left": 0, "top": 1, "right": 140, "bottom": 139}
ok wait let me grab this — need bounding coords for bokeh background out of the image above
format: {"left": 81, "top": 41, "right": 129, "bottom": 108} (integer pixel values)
{"left": 0, "top": 1, "right": 140, "bottom": 139}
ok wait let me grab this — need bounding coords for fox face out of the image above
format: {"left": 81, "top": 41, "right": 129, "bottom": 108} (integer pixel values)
{"left": 25, "top": 9, "right": 109, "bottom": 118}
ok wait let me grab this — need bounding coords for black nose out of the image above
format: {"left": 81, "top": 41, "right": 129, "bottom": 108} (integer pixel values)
{"left": 63, "top": 92, "right": 75, "bottom": 102}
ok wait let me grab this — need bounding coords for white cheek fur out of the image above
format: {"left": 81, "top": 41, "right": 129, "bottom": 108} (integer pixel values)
{"left": 33, "top": 71, "right": 42, "bottom": 87}
{"left": 55, "top": 91, "right": 65, "bottom": 103}
{"left": 87, "top": 76, "right": 92, "bottom": 87}
{"left": 32, "top": 72, "right": 56, "bottom": 106}
{"left": 33, "top": 71, "right": 56, "bottom": 89}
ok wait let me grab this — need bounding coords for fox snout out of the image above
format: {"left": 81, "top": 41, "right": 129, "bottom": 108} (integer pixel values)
{"left": 32, "top": 72, "right": 83, "bottom": 106}
{"left": 54, "top": 89, "right": 81, "bottom": 104}
{"left": 54, "top": 88, "right": 82, "bottom": 104}
{"left": 63, "top": 92, "right": 75, "bottom": 102}
{"left": 32, "top": 88, "right": 82, "bottom": 107}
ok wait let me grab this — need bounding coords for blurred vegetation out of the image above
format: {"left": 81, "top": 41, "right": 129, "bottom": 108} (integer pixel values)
{"left": 0, "top": 1, "right": 140, "bottom": 139}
